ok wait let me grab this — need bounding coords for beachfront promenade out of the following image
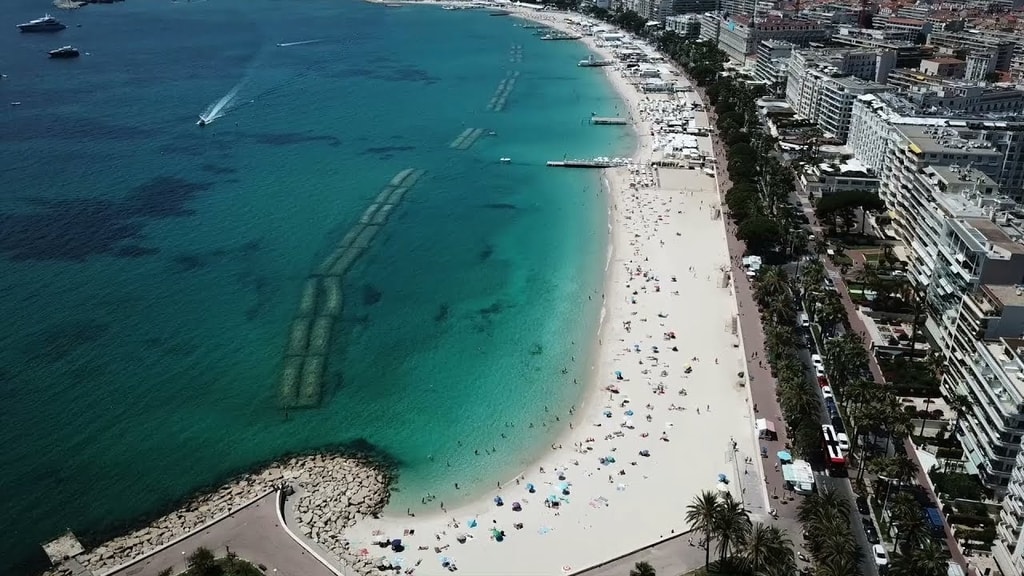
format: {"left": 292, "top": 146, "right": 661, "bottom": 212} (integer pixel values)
{"left": 105, "top": 492, "right": 337, "bottom": 576}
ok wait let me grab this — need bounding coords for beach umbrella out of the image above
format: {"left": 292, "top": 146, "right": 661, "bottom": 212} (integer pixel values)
{"left": 777, "top": 450, "right": 793, "bottom": 462}
{"left": 717, "top": 473, "right": 728, "bottom": 482}
{"left": 625, "top": 409, "right": 634, "bottom": 416}
{"left": 604, "top": 410, "right": 612, "bottom": 417}
{"left": 468, "top": 518, "right": 477, "bottom": 528}
{"left": 548, "top": 494, "right": 559, "bottom": 502}
{"left": 512, "top": 502, "right": 522, "bottom": 511}
{"left": 526, "top": 482, "right": 535, "bottom": 493}
{"left": 494, "top": 496, "right": 504, "bottom": 506}
{"left": 614, "top": 370, "right": 623, "bottom": 379}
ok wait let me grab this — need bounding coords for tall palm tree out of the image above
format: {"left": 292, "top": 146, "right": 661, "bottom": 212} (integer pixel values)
{"left": 815, "top": 556, "right": 861, "bottom": 576}
{"left": 755, "top": 266, "right": 790, "bottom": 308}
{"left": 946, "top": 392, "right": 971, "bottom": 438}
{"left": 686, "top": 490, "right": 722, "bottom": 570}
{"left": 628, "top": 561, "right": 656, "bottom": 576}
{"left": 714, "top": 493, "right": 752, "bottom": 563}
{"left": 889, "top": 538, "right": 950, "bottom": 576}
{"left": 737, "top": 522, "right": 795, "bottom": 575}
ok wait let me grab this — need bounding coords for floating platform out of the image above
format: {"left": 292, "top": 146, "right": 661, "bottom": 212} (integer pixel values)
{"left": 591, "top": 117, "right": 628, "bottom": 125}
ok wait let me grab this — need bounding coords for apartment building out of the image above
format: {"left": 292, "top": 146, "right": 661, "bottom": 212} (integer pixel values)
{"left": 848, "top": 93, "right": 1024, "bottom": 199}
{"left": 753, "top": 39, "right": 795, "bottom": 94}
{"left": 714, "top": 15, "right": 829, "bottom": 62}
{"left": 928, "top": 30, "right": 1016, "bottom": 72}
{"left": 784, "top": 49, "right": 891, "bottom": 140}
{"left": 664, "top": 14, "right": 702, "bottom": 39}
{"left": 885, "top": 71, "right": 1024, "bottom": 115}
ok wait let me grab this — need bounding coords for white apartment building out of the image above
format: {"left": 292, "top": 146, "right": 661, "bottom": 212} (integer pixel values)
{"left": 848, "top": 94, "right": 1024, "bottom": 200}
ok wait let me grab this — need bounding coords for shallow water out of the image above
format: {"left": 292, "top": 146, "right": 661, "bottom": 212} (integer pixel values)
{"left": 0, "top": 1, "right": 632, "bottom": 572}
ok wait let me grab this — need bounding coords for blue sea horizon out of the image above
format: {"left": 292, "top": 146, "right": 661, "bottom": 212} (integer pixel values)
{"left": 0, "top": 1, "right": 632, "bottom": 573}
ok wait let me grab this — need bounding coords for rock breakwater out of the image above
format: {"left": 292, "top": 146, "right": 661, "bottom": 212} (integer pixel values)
{"left": 42, "top": 453, "right": 391, "bottom": 576}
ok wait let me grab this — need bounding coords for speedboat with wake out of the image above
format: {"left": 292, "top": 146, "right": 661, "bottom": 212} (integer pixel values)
{"left": 196, "top": 115, "right": 207, "bottom": 127}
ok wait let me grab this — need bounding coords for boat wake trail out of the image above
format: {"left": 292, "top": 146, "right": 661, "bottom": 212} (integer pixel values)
{"left": 198, "top": 83, "right": 241, "bottom": 125}
{"left": 276, "top": 39, "right": 325, "bottom": 47}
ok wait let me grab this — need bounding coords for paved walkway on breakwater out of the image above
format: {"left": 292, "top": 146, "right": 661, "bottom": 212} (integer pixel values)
{"left": 106, "top": 492, "right": 336, "bottom": 576}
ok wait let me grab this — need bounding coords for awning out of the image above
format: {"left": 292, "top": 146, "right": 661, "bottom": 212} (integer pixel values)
{"left": 782, "top": 461, "right": 815, "bottom": 485}
{"left": 755, "top": 418, "right": 775, "bottom": 433}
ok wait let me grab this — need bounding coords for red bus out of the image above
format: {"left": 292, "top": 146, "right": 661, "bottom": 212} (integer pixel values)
{"left": 821, "top": 424, "right": 847, "bottom": 476}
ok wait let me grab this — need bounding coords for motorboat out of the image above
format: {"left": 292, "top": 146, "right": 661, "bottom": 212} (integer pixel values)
{"left": 18, "top": 15, "right": 66, "bottom": 32}
{"left": 499, "top": 157, "right": 511, "bottom": 164}
{"left": 197, "top": 116, "right": 207, "bottom": 127}
{"left": 48, "top": 46, "right": 79, "bottom": 58}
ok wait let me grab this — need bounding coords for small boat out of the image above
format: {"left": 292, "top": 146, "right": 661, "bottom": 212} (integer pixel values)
{"left": 500, "top": 157, "right": 511, "bottom": 164}
{"left": 196, "top": 116, "right": 207, "bottom": 127}
{"left": 48, "top": 46, "right": 79, "bottom": 58}
{"left": 10, "top": 101, "right": 22, "bottom": 106}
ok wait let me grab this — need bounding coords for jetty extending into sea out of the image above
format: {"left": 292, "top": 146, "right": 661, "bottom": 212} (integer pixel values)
{"left": 279, "top": 168, "right": 426, "bottom": 409}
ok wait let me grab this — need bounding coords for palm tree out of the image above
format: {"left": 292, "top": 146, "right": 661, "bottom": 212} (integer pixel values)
{"left": 714, "top": 493, "right": 752, "bottom": 563}
{"left": 686, "top": 490, "right": 722, "bottom": 570}
{"left": 736, "top": 522, "right": 795, "bottom": 575}
{"left": 815, "top": 556, "right": 861, "bottom": 576}
{"left": 629, "top": 561, "right": 656, "bottom": 576}
{"left": 946, "top": 392, "right": 971, "bottom": 438}
{"left": 816, "top": 292, "right": 847, "bottom": 337}
{"left": 755, "top": 266, "right": 790, "bottom": 308}
{"left": 889, "top": 539, "right": 950, "bottom": 576}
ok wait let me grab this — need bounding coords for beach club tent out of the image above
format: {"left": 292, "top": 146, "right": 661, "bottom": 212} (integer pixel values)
{"left": 756, "top": 418, "right": 777, "bottom": 440}
{"left": 781, "top": 460, "right": 815, "bottom": 495}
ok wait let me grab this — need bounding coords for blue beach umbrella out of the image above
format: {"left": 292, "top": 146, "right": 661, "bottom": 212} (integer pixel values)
{"left": 718, "top": 473, "right": 728, "bottom": 482}
{"left": 468, "top": 518, "right": 477, "bottom": 528}
{"left": 526, "top": 482, "right": 535, "bottom": 493}
{"left": 625, "top": 410, "right": 634, "bottom": 416}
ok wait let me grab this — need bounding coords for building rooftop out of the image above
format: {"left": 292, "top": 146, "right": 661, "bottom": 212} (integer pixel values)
{"left": 983, "top": 284, "right": 1024, "bottom": 309}
{"left": 962, "top": 217, "right": 1024, "bottom": 255}
{"left": 895, "top": 124, "right": 1003, "bottom": 156}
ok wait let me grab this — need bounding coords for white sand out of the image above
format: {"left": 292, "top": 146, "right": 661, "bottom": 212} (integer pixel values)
{"left": 342, "top": 6, "right": 769, "bottom": 575}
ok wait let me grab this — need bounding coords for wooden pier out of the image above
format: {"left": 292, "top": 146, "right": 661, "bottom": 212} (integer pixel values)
{"left": 547, "top": 159, "right": 627, "bottom": 168}
{"left": 591, "top": 117, "right": 628, "bottom": 125}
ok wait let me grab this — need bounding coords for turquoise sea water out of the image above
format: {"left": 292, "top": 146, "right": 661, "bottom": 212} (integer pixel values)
{"left": 0, "top": 1, "right": 633, "bottom": 573}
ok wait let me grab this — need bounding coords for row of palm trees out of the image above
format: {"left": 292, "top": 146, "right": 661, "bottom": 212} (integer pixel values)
{"left": 686, "top": 490, "right": 798, "bottom": 575}
{"left": 800, "top": 251, "right": 955, "bottom": 576}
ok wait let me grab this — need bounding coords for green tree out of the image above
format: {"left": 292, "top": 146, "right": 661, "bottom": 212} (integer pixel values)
{"left": 714, "top": 493, "right": 752, "bottom": 563}
{"left": 686, "top": 490, "right": 722, "bottom": 570}
{"left": 736, "top": 522, "right": 796, "bottom": 575}
{"left": 187, "top": 547, "right": 219, "bottom": 576}
{"left": 889, "top": 538, "right": 951, "bottom": 576}
{"left": 628, "top": 560, "right": 656, "bottom": 576}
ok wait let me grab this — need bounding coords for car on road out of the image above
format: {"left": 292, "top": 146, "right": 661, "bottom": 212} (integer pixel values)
{"left": 821, "top": 386, "right": 834, "bottom": 400}
{"left": 856, "top": 495, "right": 870, "bottom": 515}
{"left": 823, "top": 276, "right": 836, "bottom": 290}
{"left": 811, "top": 354, "right": 823, "bottom": 367}
{"left": 817, "top": 375, "right": 829, "bottom": 388}
{"left": 825, "top": 398, "right": 839, "bottom": 417}
{"left": 862, "top": 518, "right": 879, "bottom": 544}
{"left": 872, "top": 544, "right": 889, "bottom": 568}
{"left": 837, "top": 432, "right": 850, "bottom": 451}
{"left": 816, "top": 366, "right": 826, "bottom": 377}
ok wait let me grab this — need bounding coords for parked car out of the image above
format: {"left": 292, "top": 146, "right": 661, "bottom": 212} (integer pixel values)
{"left": 825, "top": 399, "right": 839, "bottom": 417}
{"left": 872, "top": 544, "right": 889, "bottom": 568}
{"left": 823, "top": 277, "right": 836, "bottom": 290}
{"left": 817, "top": 375, "right": 829, "bottom": 388}
{"left": 816, "top": 366, "right": 826, "bottom": 378}
{"left": 862, "top": 519, "right": 879, "bottom": 544}
{"left": 811, "top": 354, "right": 823, "bottom": 368}
{"left": 821, "top": 386, "right": 834, "bottom": 400}
{"left": 856, "top": 495, "right": 870, "bottom": 515}
{"left": 837, "top": 432, "right": 850, "bottom": 451}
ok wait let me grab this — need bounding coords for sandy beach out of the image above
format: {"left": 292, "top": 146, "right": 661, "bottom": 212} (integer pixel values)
{"left": 334, "top": 6, "right": 770, "bottom": 575}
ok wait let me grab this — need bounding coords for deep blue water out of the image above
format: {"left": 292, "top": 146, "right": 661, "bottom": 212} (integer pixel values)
{"left": 0, "top": 1, "right": 632, "bottom": 573}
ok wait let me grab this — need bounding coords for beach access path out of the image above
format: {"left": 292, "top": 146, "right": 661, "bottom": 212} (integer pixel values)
{"left": 105, "top": 492, "right": 337, "bottom": 576}
{"left": 331, "top": 8, "right": 765, "bottom": 576}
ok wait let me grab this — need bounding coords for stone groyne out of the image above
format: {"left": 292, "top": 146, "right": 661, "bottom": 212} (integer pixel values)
{"left": 42, "top": 453, "right": 391, "bottom": 576}
{"left": 279, "top": 168, "right": 425, "bottom": 409}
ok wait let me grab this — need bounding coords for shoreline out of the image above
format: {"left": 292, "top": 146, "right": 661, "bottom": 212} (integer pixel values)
{"left": 44, "top": 8, "right": 767, "bottom": 576}
{"left": 333, "top": 6, "right": 766, "bottom": 576}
